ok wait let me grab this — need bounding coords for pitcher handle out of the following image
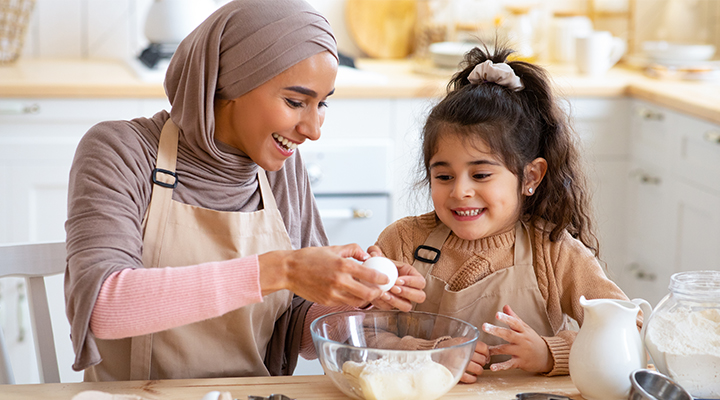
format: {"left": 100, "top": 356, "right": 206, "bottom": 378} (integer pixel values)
{"left": 631, "top": 298, "right": 653, "bottom": 362}
{"left": 609, "top": 37, "right": 626, "bottom": 67}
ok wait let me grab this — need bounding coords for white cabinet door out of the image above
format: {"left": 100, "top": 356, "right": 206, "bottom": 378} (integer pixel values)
{"left": 624, "top": 100, "right": 674, "bottom": 305}
{"left": 667, "top": 171, "right": 720, "bottom": 276}
{"left": 391, "top": 98, "right": 435, "bottom": 221}
{"left": 626, "top": 100, "right": 720, "bottom": 305}
{"left": 624, "top": 160, "right": 672, "bottom": 305}
{"left": 570, "top": 98, "right": 631, "bottom": 285}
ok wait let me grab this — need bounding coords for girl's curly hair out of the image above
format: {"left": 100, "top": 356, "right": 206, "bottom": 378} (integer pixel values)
{"left": 420, "top": 44, "right": 599, "bottom": 256}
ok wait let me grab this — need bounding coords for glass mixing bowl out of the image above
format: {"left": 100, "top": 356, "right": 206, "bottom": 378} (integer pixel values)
{"left": 310, "top": 310, "right": 479, "bottom": 400}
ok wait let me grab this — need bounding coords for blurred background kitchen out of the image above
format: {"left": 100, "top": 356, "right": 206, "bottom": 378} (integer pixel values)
{"left": 8, "top": 0, "right": 720, "bottom": 66}
{"left": 1, "top": 0, "right": 719, "bottom": 385}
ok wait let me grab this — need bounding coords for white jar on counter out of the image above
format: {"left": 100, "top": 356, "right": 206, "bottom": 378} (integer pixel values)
{"left": 644, "top": 271, "right": 720, "bottom": 399}
{"left": 550, "top": 12, "right": 593, "bottom": 64}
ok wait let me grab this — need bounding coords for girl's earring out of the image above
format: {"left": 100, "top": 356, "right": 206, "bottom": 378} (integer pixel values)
{"left": 528, "top": 187, "right": 533, "bottom": 194}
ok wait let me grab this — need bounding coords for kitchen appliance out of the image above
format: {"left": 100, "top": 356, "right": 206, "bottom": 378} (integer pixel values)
{"left": 310, "top": 310, "right": 479, "bottom": 400}
{"left": 137, "top": 0, "right": 216, "bottom": 68}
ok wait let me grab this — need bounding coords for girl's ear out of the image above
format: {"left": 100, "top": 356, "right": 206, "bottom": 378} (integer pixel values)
{"left": 523, "top": 157, "right": 547, "bottom": 196}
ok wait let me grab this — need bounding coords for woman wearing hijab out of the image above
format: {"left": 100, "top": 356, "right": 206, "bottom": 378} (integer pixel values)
{"left": 64, "top": 0, "right": 425, "bottom": 382}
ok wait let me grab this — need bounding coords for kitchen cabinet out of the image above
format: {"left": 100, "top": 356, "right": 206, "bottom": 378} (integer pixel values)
{"left": 625, "top": 100, "right": 720, "bottom": 306}
{"left": 569, "top": 98, "right": 631, "bottom": 287}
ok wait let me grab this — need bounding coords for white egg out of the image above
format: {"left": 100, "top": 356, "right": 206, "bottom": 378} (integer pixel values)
{"left": 363, "top": 257, "right": 399, "bottom": 292}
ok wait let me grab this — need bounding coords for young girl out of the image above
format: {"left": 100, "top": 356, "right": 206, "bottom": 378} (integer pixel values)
{"left": 369, "top": 46, "right": 635, "bottom": 381}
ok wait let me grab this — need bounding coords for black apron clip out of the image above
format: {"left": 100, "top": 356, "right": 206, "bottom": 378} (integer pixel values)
{"left": 414, "top": 244, "right": 441, "bottom": 264}
{"left": 152, "top": 168, "right": 178, "bottom": 188}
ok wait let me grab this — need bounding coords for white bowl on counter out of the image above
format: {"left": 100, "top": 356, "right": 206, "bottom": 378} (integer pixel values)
{"left": 428, "top": 42, "right": 481, "bottom": 69}
{"left": 642, "top": 41, "right": 716, "bottom": 65}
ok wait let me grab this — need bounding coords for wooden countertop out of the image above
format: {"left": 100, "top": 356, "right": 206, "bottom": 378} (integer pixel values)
{"left": 0, "top": 58, "right": 718, "bottom": 125}
{"left": 0, "top": 369, "right": 582, "bottom": 400}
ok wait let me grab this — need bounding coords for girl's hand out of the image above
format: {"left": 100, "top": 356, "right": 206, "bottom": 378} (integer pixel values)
{"left": 365, "top": 245, "right": 426, "bottom": 311}
{"left": 436, "top": 340, "right": 488, "bottom": 383}
{"left": 259, "top": 244, "right": 386, "bottom": 308}
{"left": 482, "top": 305, "right": 553, "bottom": 374}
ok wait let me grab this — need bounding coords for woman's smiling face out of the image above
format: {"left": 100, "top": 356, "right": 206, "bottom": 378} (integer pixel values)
{"left": 429, "top": 132, "right": 523, "bottom": 241}
{"left": 214, "top": 51, "right": 338, "bottom": 171}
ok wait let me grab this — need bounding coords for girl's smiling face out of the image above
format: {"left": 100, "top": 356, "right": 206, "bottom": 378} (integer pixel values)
{"left": 429, "top": 132, "right": 523, "bottom": 241}
{"left": 214, "top": 51, "right": 338, "bottom": 171}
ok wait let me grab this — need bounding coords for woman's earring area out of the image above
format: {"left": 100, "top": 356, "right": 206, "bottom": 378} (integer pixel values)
{"left": 527, "top": 187, "right": 533, "bottom": 195}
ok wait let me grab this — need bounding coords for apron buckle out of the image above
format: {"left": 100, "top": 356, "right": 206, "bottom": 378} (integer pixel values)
{"left": 414, "top": 244, "right": 441, "bottom": 264}
{"left": 152, "top": 168, "right": 178, "bottom": 188}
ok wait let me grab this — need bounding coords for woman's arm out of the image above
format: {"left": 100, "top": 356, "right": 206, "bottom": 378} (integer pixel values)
{"left": 90, "top": 256, "right": 263, "bottom": 339}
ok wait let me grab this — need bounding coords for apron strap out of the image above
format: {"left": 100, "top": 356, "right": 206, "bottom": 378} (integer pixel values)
{"left": 131, "top": 118, "right": 179, "bottom": 381}
{"left": 256, "top": 168, "right": 279, "bottom": 211}
{"left": 514, "top": 221, "right": 533, "bottom": 267}
{"left": 410, "top": 220, "right": 452, "bottom": 311}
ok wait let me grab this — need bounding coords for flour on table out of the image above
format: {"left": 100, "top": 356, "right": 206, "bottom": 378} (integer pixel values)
{"left": 342, "top": 353, "right": 455, "bottom": 400}
{"left": 645, "top": 307, "right": 720, "bottom": 398}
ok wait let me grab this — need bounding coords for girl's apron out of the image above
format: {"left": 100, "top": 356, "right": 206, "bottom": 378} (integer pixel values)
{"left": 86, "top": 119, "right": 294, "bottom": 381}
{"left": 412, "top": 221, "right": 554, "bottom": 364}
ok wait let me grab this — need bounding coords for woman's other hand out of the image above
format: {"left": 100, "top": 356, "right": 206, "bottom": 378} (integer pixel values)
{"left": 364, "top": 245, "right": 426, "bottom": 311}
{"left": 482, "top": 305, "right": 553, "bottom": 374}
{"left": 258, "top": 244, "right": 386, "bottom": 307}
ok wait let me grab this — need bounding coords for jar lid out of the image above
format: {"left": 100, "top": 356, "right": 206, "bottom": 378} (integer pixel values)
{"left": 669, "top": 270, "right": 720, "bottom": 297}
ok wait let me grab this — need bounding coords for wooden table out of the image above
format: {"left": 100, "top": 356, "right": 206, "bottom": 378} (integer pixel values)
{"left": 0, "top": 370, "right": 583, "bottom": 400}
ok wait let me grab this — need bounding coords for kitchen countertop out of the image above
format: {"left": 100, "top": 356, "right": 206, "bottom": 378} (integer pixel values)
{"left": 0, "top": 369, "right": 582, "bottom": 400}
{"left": 0, "top": 58, "right": 718, "bottom": 125}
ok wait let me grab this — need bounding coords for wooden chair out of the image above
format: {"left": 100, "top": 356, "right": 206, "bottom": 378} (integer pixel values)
{"left": 0, "top": 242, "right": 65, "bottom": 384}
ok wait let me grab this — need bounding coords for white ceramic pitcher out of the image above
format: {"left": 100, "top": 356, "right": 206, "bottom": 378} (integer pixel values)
{"left": 569, "top": 296, "right": 652, "bottom": 400}
{"left": 575, "top": 31, "right": 626, "bottom": 76}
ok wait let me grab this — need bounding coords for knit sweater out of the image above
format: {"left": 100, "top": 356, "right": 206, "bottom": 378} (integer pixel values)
{"left": 375, "top": 212, "right": 634, "bottom": 376}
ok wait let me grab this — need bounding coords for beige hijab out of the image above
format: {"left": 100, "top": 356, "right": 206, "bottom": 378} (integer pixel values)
{"left": 165, "top": 0, "right": 338, "bottom": 169}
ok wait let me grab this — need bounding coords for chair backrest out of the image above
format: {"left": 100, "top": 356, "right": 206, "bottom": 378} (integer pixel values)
{"left": 0, "top": 242, "right": 65, "bottom": 384}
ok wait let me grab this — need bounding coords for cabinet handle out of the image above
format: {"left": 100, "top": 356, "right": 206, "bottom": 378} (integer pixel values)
{"left": 629, "top": 169, "right": 662, "bottom": 185}
{"left": 319, "top": 208, "right": 374, "bottom": 220}
{"left": 635, "top": 107, "right": 664, "bottom": 121}
{"left": 703, "top": 131, "right": 720, "bottom": 145}
{"left": 0, "top": 102, "right": 40, "bottom": 115}
{"left": 628, "top": 263, "right": 657, "bottom": 281}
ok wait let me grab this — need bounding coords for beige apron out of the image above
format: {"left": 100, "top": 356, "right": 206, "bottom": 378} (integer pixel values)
{"left": 412, "top": 221, "right": 554, "bottom": 364}
{"left": 87, "top": 119, "right": 294, "bottom": 381}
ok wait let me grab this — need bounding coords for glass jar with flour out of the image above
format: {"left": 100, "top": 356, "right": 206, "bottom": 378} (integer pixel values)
{"left": 644, "top": 271, "right": 720, "bottom": 399}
